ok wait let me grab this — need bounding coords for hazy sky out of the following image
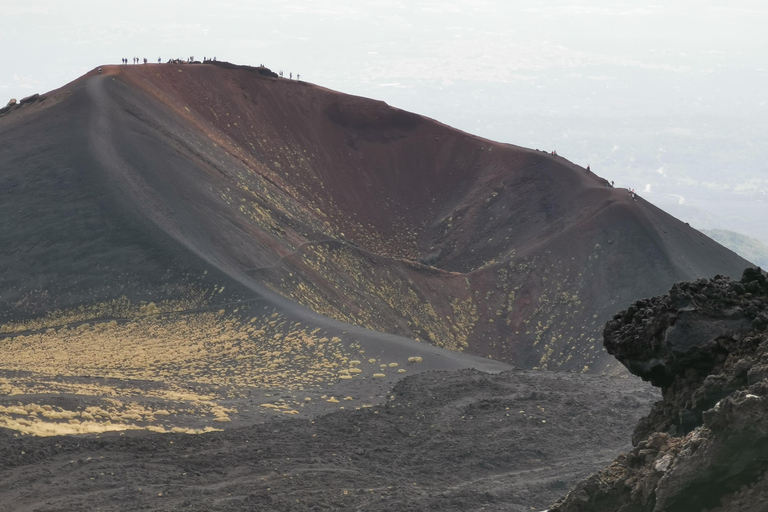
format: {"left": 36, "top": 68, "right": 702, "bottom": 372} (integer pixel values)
{"left": 2, "top": 1, "right": 767, "bottom": 242}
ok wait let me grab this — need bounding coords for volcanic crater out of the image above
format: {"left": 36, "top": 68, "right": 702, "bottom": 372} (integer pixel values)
{"left": 0, "top": 61, "right": 755, "bottom": 510}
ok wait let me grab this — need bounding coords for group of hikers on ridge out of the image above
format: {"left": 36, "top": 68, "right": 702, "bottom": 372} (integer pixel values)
{"left": 123, "top": 57, "right": 156, "bottom": 64}
{"left": 117, "top": 56, "right": 302, "bottom": 81}
{"left": 121, "top": 56, "right": 218, "bottom": 65}
{"left": 547, "top": 149, "right": 636, "bottom": 199}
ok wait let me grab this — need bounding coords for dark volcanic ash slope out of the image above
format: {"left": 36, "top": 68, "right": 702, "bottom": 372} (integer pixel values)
{"left": 0, "top": 62, "right": 749, "bottom": 377}
{"left": 549, "top": 268, "right": 768, "bottom": 512}
{"left": 0, "top": 368, "right": 658, "bottom": 512}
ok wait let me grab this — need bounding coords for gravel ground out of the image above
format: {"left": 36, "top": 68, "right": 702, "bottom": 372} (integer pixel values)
{"left": 0, "top": 368, "right": 658, "bottom": 512}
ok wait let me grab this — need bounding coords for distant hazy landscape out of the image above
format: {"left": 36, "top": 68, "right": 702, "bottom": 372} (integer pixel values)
{"left": 702, "top": 229, "right": 768, "bottom": 268}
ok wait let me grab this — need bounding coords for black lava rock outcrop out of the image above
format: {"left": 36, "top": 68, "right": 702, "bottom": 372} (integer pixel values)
{"left": 0, "top": 93, "right": 45, "bottom": 117}
{"left": 19, "top": 93, "right": 45, "bottom": 105}
{"left": 549, "top": 267, "right": 768, "bottom": 512}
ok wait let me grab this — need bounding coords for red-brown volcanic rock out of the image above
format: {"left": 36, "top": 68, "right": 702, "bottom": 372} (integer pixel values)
{"left": 0, "top": 62, "right": 750, "bottom": 373}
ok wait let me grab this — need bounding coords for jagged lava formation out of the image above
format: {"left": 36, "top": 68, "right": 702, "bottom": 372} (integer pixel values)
{"left": 0, "top": 61, "right": 749, "bottom": 376}
{"left": 550, "top": 268, "right": 768, "bottom": 511}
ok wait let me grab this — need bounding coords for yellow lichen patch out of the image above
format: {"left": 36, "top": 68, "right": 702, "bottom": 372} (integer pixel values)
{"left": 0, "top": 307, "right": 351, "bottom": 391}
{"left": 169, "top": 426, "right": 222, "bottom": 434}
{"left": 0, "top": 417, "right": 144, "bottom": 437}
{"left": 407, "top": 357, "right": 423, "bottom": 363}
{"left": 372, "top": 373, "right": 386, "bottom": 378}
{"left": 448, "top": 296, "right": 478, "bottom": 351}
{"left": 0, "top": 398, "right": 234, "bottom": 437}
{"left": 0, "top": 298, "right": 355, "bottom": 436}
{"left": 0, "top": 405, "right": 28, "bottom": 416}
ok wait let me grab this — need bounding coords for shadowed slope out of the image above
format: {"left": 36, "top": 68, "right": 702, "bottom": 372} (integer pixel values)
{"left": 0, "top": 63, "right": 750, "bottom": 382}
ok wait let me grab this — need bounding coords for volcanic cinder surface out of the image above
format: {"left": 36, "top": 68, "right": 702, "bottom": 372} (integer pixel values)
{"left": 0, "top": 61, "right": 753, "bottom": 510}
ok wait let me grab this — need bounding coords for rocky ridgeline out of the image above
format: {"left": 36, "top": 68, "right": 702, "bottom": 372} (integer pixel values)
{"left": 0, "top": 94, "right": 46, "bottom": 117}
{"left": 550, "top": 267, "right": 768, "bottom": 512}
